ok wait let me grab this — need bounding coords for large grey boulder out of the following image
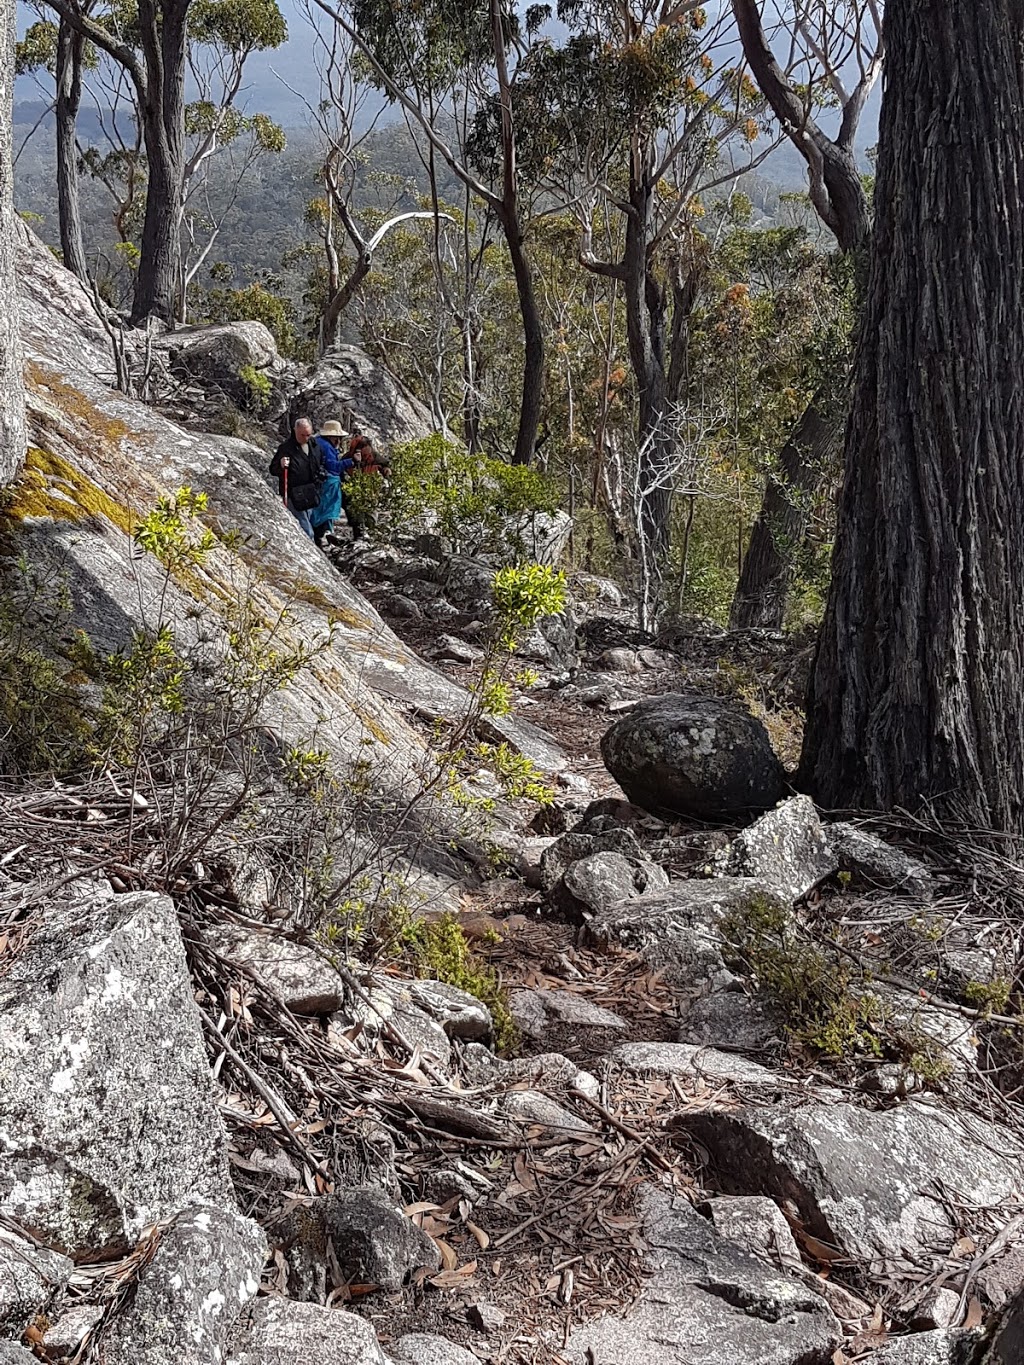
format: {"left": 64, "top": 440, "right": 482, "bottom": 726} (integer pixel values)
{"left": 985, "top": 1285, "right": 1024, "bottom": 1364}
{"left": 680, "top": 989, "right": 783, "bottom": 1055}
{"left": 0, "top": 95, "right": 24, "bottom": 484}
{"left": 0, "top": 1226, "right": 72, "bottom": 1335}
{"left": 0, "top": 1346, "right": 38, "bottom": 1364}
{"left": 720, "top": 795, "right": 837, "bottom": 901}
{"left": 155, "top": 321, "right": 286, "bottom": 407}
{"left": 601, "top": 694, "right": 787, "bottom": 819}
{"left": 566, "top": 1190, "right": 840, "bottom": 1365}
{"left": 229, "top": 1297, "right": 389, "bottom": 1365}
{"left": 538, "top": 828, "right": 645, "bottom": 893}
{"left": 0, "top": 888, "right": 234, "bottom": 1256}
{"left": 288, "top": 344, "right": 433, "bottom": 450}
{"left": 98, "top": 1206, "right": 265, "bottom": 1365}
{"left": 679, "top": 1100, "right": 1023, "bottom": 1270}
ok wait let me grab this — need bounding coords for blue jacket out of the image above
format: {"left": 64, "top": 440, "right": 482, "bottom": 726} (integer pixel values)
{"left": 319, "top": 441, "right": 357, "bottom": 479}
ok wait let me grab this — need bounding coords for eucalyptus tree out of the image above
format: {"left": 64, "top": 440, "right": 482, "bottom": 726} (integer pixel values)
{"left": 801, "top": 0, "right": 1024, "bottom": 834}
{"left": 728, "top": 0, "right": 882, "bottom": 629}
{"left": 37, "top": 0, "right": 285, "bottom": 324}
{"left": 309, "top": 0, "right": 550, "bottom": 466}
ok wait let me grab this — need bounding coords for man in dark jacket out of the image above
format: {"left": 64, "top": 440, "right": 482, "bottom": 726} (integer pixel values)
{"left": 269, "top": 417, "right": 323, "bottom": 539}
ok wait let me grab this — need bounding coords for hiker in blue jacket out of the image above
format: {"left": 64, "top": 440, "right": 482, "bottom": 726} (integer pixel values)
{"left": 310, "top": 420, "right": 356, "bottom": 548}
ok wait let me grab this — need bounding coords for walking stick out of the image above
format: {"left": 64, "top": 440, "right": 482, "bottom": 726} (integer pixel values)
{"left": 282, "top": 458, "right": 289, "bottom": 509}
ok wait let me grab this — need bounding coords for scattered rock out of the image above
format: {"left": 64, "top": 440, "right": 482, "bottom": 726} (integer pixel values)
{"left": 706, "top": 1195, "right": 800, "bottom": 1264}
{"left": 502, "top": 1090, "right": 593, "bottom": 1133}
{"left": 601, "top": 694, "right": 787, "bottom": 820}
{"left": 390, "top": 1334, "right": 481, "bottom": 1365}
{"left": 826, "top": 823, "right": 934, "bottom": 897}
{"left": 566, "top": 1190, "right": 841, "bottom": 1365}
{"left": 573, "top": 572, "right": 624, "bottom": 608}
{"left": 41, "top": 1303, "right": 104, "bottom": 1360}
{"left": 596, "top": 647, "right": 644, "bottom": 672}
{"left": 0, "top": 1345, "right": 40, "bottom": 1364}
{"left": 462, "top": 1046, "right": 600, "bottom": 1102}
{"left": 0, "top": 888, "right": 233, "bottom": 1257}
{"left": 385, "top": 593, "right": 423, "bottom": 620}
{"left": 679, "top": 1100, "right": 1023, "bottom": 1269}
{"left": 555, "top": 850, "right": 667, "bottom": 921}
{"left": 98, "top": 1206, "right": 265, "bottom": 1365}
{"left": 513, "top": 835, "right": 556, "bottom": 889}
{"left": 680, "top": 990, "right": 783, "bottom": 1055}
{"left": 910, "top": 1286, "right": 963, "bottom": 1331}
{"left": 345, "top": 981, "right": 453, "bottom": 1069}
{"left": 977, "top": 1244, "right": 1024, "bottom": 1309}
{"left": 509, "top": 987, "right": 628, "bottom": 1041}
{"left": 610, "top": 1041, "right": 778, "bottom": 1087}
{"left": 406, "top": 980, "right": 492, "bottom": 1040}
{"left": 229, "top": 1297, "right": 389, "bottom": 1365}
{"left": 213, "top": 924, "right": 345, "bottom": 1015}
{"left": 279, "top": 1187, "right": 439, "bottom": 1297}
{"left": 868, "top": 1330, "right": 978, "bottom": 1364}
{"left": 538, "top": 829, "right": 645, "bottom": 893}
{"left": 719, "top": 795, "right": 837, "bottom": 902}
{"left": 588, "top": 879, "right": 788, "bottom": 995}
{"left": 0, "top": 1226, "right": 72, "bottom": 1335}
{"left": 430, "top": 634, "right": 484, "bottom": 665}
{"left": 467, "top": 1302, "right": 506, "bottom": 1333}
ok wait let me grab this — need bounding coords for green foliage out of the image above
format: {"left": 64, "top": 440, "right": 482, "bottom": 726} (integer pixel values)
{"left": 15, "top": 20, "right": 59, "bottom": 75}
{"left": 133, "top": 487, "right": 215, "bottom": 569}
{"left": 722, "top": 895, "right": 883, "bottom": 1060}
{"left": 964, "top": 977, "right": 1012, "bottom": 1015}
{"left": 400, "top": 912, "right": 517, "bottom": 1052}
{"left": 238, "top": 364, "right": 272, "bottom": 414}
{"left": 198, "top": 281, "right": 299, "bottom": 358}
{"left": 188, "top": 0, "right": 287, "bottom": 52}
{"left": 492, "top": 563, "right": 567, "bottom": 649}
{"left": 385, "top": 434, "right": 557, "bottom": 558}
{"left": 475, "top": 741, "right": 554, "bottom": 804}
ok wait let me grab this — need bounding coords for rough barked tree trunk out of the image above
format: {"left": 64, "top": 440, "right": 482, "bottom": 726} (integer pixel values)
{"left": 55, "top": 17, "right": 88, "bottom": 281}
{"left": 131, "top": 0, "right": 189, "bottom": 326}
{"left": 0, "top": 0, "right": 25, "bottom": 483}
{"left": 800, "top": 0, "right": 1024, "bottom": 833}
{"left": 729, "top": 401, "right": 840, "bottom": 629}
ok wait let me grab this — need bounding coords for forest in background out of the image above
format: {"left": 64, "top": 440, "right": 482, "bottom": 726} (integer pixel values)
{"left": 10, "top": 0, "right": 865, "bottom": 635}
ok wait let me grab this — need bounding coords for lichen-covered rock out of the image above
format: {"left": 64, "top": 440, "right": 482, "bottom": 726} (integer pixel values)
{"left": 707, "top": 1195, "right": 800, "bottom": 1264}
{"left": 587, "top": 879, "right": 788, "bottom": 993}
{"left": 406, "top": 980, "right": 492, "bottom": 1040}
{"left": 719, "top": 795, "right": 837, "bottom": 902}
{"left": 390, "top": 1335, "right": 481, "bottom": 1365}
{"left": 509, "top": 987, "right": 627, "bottom": 1040}
{"left": 601, "top": 694, "right": 787, "bottom": 819}
{"left": 97, "top": 1206, "right": 265, "bottom": 1365}
{"left": 0, "top": 1226, "right": 72, "bottom": 1334}
{"left": 610, "top": 1042, "right": 777, "bottom": 1087}
{"left": 986, "top": 1285, "right": 1024, "bottom": 1364}
{"left": 869, "top": 1331, "right": 979, "bottom": 1364}
{"left": 679, "top": 1100, "right": 1023, "bottom": 1270}
{"left": 0, "top": 888, "right": 233, "bottom": 1256}
{"left": 538, "top": 829, "right": 645, "bottom": 894}
{"left": 210, "top": 924, "right": 345, "bottom": 1014}
{"left": 501, "top": 1090, "right": 593, "bottom": 1133}
{"left": 0, "top": 1344, "right": 38, "bottom": 1364}
{"left": 680, "top": 990, "right": 783, "bottom": 1055}
{"left": 556, "top": 850, "right": 667, "bottom": 922}
{"left": 155, "top": 321, "right": 286, "bottom": 407}
{"left": 278, "top": 1187, "right": 439, "bottom": 1299}
{"left": 826, "top": 823, "right": 934, "bottom": 897}
{"left": 287, "top": 344, "right": 433, "bottom": 450}
{"left": 228, "top": 1297, "right": 389, "bottom": 1365}
{"left": 343, "top": 980, "right": 453, "bottom": 1069}
{"left": 566, "top": 1190, "right": 840, "bottom": 1365}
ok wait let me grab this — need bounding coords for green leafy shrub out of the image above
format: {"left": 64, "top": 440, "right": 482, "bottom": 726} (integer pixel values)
{"left": 238, "top": 364, "right": 272, "bottom": 414}
{"left": 401, "top": 912, "right": 517, "bottom": 1052}
{"left": 383, "top": 434, "right": 557, "bottom": 558}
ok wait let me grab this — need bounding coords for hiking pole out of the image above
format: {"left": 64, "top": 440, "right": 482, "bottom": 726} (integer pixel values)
{"left": 282, "top": 456, "right": 290, "bottom": 509}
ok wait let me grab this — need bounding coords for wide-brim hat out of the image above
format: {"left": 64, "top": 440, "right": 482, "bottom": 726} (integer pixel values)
{"left": 320, "top": 420, "right": 348, "bottom": 438}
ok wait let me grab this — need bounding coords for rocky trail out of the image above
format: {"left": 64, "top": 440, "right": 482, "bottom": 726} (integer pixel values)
{"left": 1, "top": 225, "right": 1024, "bottom": 1365}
